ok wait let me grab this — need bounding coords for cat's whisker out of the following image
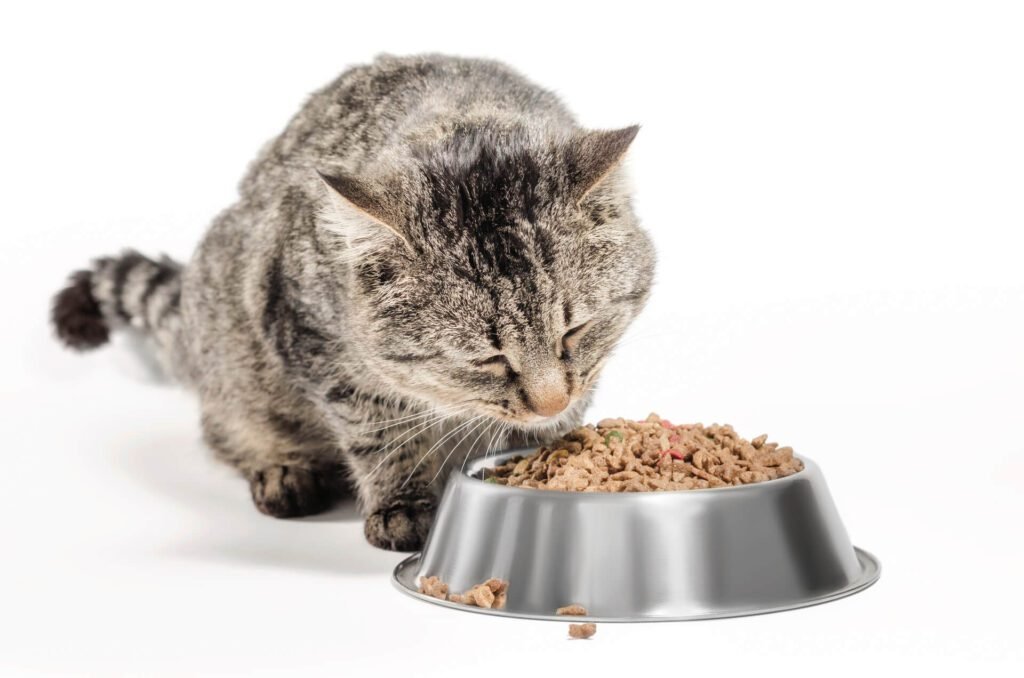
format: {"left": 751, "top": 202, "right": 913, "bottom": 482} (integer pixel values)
{"left": 459, "top": 418, "right": 497, "bottom": 476}
{"left": 387, "top": 405, "right": 472, "bottom": 443}
{"left": 358, "top": 400, "right": 474, "bottom": 434}
{"left": 413, "top": 415, "right": 486, "bottom": 483}
{"left": 363, "top": 406, "right": 471, "bottom": 481}
{"left": 370, "top": 399, "right": 474, "bottom": 426}
{"left": 485, "top": 421, "right": 511, "bottom": 463}
{"left": 483, "top": 424, "right": 499, "bottom": 461}
{"left": 400, "top": 415, "right": 484, "bottom": 489}
{"left": 362, "top": 413, "right": 454, "bottom": 483}
{"left": 477, "top": 420, "right": 503, "bottom": 470}
{"left": 368, "top": 413, "right": 456, "bottom": 483}
{"left": 499, "top": 423, "right": 512, "bottom": 455}
{"left": 428, "top": 415, "right": 490, "bottom": 486}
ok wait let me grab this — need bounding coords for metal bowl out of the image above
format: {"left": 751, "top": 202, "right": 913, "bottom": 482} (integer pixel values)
{"left": 393, "top": 450, "right": 879, "bottom": 622}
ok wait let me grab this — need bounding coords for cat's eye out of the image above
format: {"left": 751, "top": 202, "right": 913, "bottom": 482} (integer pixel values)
{"left": 474, "top": 354, "right": 512, "bottom": 377}
{"left": 561, "top": 320, "right": 593, "bottom": 356}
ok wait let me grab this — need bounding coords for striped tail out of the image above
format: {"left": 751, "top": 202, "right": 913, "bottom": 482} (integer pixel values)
{"left": 52, "top": 250, "right": 184, "bottom": 354}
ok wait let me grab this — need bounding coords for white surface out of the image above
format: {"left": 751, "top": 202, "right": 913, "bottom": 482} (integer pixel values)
{"left": 1, "top": 1, "right": 1022, "bottom": 675}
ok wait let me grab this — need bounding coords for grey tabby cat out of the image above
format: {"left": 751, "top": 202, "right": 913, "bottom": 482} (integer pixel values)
{"left": 51, "top": 54, "right": 655, "bottom": 551}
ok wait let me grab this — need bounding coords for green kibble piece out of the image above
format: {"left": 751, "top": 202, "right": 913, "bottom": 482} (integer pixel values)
{"left": 605, "top": 430, "right": 624, "bottom": 445}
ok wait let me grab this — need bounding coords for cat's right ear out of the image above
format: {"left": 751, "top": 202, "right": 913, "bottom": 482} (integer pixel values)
{"left": 316, "top": 169, "right": 411, "bottom": 249}
{"left": 563, "top": 126, "right": 640, "bottom": 204}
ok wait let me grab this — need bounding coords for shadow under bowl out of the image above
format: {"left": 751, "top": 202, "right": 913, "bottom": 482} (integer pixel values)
{"left": 393, "top": 450, "right": 879, "bottom": 622}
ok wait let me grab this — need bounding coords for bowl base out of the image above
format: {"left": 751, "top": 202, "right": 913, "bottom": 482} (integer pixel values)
{"left": 392, "top": 547, "right": 880, "bottom": 623}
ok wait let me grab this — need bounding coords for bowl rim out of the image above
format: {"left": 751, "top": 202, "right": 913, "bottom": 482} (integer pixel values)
{"left": 458, "top": 448, "right": 813, "bottom": 498}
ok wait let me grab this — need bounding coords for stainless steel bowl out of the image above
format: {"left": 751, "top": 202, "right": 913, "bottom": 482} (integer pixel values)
{"left": 393, "top": 450, "right": 879, "bottom": 622}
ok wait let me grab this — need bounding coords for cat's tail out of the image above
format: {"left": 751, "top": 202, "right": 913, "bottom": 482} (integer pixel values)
{"left": 51, "top": 250, "right": 185, "bottom": 358}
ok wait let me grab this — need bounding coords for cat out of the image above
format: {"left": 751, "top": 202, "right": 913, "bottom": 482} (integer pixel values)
{"left": 51, "top": 54, "right": 656, "bottom": 551}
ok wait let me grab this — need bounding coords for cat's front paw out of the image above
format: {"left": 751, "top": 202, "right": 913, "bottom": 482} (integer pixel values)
{"left": 250, "top": 465, "right": 336, "bottom": 518}
{"left": 363, "top": 490, "right": 437, "bottom": 552}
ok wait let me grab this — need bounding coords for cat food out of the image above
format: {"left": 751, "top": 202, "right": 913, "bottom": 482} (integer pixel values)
{"left": 417, "top": 576, "right": 449, "bottom": 600}
{"left": 418, "top": 576, "right": 594, "bottom": 638}
{"left": 418, "top": 576, "right": 508, "bottom": 609}
{"left": 568, "top": 623, "right": 598, "bottom": 639}
{"left": 557, "top": 603, "right": 596, "bottom": 638}
{"left": 556, "top": 604, "right": 588, "bottom": 616}
{"left": 482, "top": 414, "right": 803, "bottom": 492}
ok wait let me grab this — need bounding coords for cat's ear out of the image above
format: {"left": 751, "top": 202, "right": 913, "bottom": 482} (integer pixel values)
{"left": 564, "top": 126, "right": 640, "bottom": 203}
{"left": 316, "top": 169, "right": 410, "bottom": 248}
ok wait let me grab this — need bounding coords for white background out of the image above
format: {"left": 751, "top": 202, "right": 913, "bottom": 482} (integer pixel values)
{"left": 1, "top": 1, "right": 1022, "bottom": 675}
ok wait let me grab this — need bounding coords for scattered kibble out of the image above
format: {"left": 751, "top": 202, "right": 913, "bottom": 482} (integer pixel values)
{"left": 417, "top": 576, "right": 449, "bottom": 600}
{"left": 419, "top": 575, "right": 508, "bottom": 609}
{"left": 421, "top": 577, "right": 596, "bottom": 639}
{"left": 556, "top": 604, "right": 588, "bottom": 616}
{"left": 557, "top": 604, "right": 594, "bottom": 638}
{"left": 569, "top": 623, "right": 597, "bottom": 639}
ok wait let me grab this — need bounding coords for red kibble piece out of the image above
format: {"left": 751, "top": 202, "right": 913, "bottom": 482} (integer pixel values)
{"left": 668, "top": 434, "right": 680, "bottom": 443}
{"left": 660, "top": 419, "right": 674, "bottom": 429}
{"left": 660, "top": 449, "right": 684, "bottom": 460}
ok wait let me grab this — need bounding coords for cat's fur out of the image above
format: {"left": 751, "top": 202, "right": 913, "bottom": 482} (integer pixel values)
{"left": 51, "top": 54, "right": 656, "bottom": 551}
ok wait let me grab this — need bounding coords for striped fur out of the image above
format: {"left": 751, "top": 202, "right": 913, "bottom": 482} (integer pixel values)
{"left": 51, "top": 55, "right": 656, "bottom": 551}
{"left": 53, "top": 251, "right": 186, "bottom": 375}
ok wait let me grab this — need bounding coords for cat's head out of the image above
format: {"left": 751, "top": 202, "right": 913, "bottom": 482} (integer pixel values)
{"left": 318, "top": 125, "right": 655, "bottom": 431}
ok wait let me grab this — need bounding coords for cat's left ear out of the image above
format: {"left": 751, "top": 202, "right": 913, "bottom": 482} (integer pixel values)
{"left": 563, "top": 125, "right": 640, "bottom": 203}
{"left": 316, "top": 169, "right": 410, "bottom": 249}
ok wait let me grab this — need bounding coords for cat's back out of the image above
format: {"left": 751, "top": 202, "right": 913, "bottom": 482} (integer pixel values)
{"left": 354, "top": 54, "right": 572, "bottom": 118}
{"left": 261, "top": 54, "right": 578, "bottom": 180}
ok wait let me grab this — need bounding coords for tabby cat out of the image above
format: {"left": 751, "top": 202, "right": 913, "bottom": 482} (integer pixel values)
{"left": 52, "top": 54, "right": 655, "bottom": 551}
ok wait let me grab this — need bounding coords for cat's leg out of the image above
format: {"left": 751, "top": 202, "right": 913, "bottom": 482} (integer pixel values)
{"left": 248, "top": 463, "right": 346, "bottom": 518}
{"left": 341, "top": 412, "right": 500, "bottom": 551}
{"left": 343, "top": 432, "right": 444, "bottom": 551}
{"left": 350, "top": 415, "right": 508, "bottom": 550}
{"left": 201, "top": 401, "right": 350, "bottom": 518}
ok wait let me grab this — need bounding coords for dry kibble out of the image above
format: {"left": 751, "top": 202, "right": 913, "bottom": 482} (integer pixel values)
{"left": 556, "top": 604, "right": 588, "bottom": 616}
{"left": 466, "top": 584, "right": 495, "bottom": 608}
{"left": 568, "top": 623, "right": 597, "bottom": 639}
{"left": 417, "top": 576, "right": 449, "bottom": 600}
{"left": 486, "top": 415, "right": 802, "bottom": 492}
{"left": 483, "top": 578, "right": 508, "bottom": 595}
{"left": 426, "top": 577, "right": 510, "bottom": 609}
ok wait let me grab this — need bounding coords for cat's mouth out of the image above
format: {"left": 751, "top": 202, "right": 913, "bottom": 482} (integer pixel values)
{"left": 469, "top": 398, "right": 579, "bottom": 430}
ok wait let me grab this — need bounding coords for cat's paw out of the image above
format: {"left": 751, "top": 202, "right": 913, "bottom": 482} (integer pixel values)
{"left": 363, "top": 490, "right": 437, "bottom": 552}
{"left": 249, "top": 465, "right": 336, "bottom": 518}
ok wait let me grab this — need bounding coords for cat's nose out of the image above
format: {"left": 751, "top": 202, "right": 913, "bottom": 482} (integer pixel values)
{"left": 523, "top": 374, "right": 571, "bottom": 417}
{"left": 527, "top": 389, "right": 570, "bottom": 417}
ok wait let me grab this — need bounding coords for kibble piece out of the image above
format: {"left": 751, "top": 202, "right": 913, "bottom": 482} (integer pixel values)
{"left": 444, "top": 577, "right": 510, "bottom": 609}
{"left": 483, "top": 578, "right": 508, "bottom": 595}
{"left": 418, "top": 576, "right": 449, "bottom": 600}
{"left": 568, "top": 623, "right": 597, "bottom": 639}
{"left": 466, "top": 583, "right": 495, "bottom": 608}
{"left": 556, "top": 604, "right": 588, "bottom": 616}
